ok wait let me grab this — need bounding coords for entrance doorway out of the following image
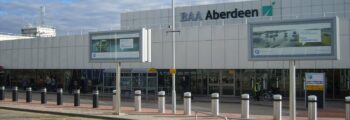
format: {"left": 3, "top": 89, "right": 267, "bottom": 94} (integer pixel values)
{"left": 207, "top": 70, "right": 240, "bottom": 96}
{"left": 102, "top": 69, "right": 158, "bottom": 98}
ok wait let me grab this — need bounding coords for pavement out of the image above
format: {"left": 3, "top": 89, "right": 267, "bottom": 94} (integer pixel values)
{"left": 0, "top": 109, "right": 102, "bottom": 120}
{"left": 0, "top": 91, "right": 347, "bottom": 120}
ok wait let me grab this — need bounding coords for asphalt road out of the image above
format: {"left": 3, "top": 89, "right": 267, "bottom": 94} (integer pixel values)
{"left": 0, "top": 109, "right": 103, "bottom": 120}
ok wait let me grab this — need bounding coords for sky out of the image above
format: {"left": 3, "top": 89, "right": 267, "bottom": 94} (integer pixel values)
{"left": 0, "top": 0, "right": 249, "bottom": 36}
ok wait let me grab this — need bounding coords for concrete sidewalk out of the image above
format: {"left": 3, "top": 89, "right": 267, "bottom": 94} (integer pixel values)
{"left": 0, "top": 92, "right": 346, "bottom": 120}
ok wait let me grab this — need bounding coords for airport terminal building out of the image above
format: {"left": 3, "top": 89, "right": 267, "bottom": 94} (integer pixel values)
{"left": 0, "top": 0, "right": 350, "bottom": 99}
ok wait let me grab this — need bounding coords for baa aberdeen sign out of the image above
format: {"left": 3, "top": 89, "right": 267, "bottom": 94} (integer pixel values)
{"left": 181, "top": 5, "right": 274, "bottom": 22}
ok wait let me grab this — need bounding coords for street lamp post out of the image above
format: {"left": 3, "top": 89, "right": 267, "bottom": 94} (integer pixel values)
{"left": 166, "top": 0, "right": 180, "bottom": 114}
{"left": 171, "top": 0, "right": 176, "bottom": 114}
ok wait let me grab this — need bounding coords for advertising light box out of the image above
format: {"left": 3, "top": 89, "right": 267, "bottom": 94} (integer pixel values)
{"left": 305, "top": 73, "right": 325, "bottom": 91}
{"left": 248, "top": 17, "right": 339, "bottom": 61}
{"left": 89, "top": 28, "right": 151, "bottom": 63}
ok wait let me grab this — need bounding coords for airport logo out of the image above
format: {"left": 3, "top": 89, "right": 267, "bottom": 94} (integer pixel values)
{"left": 181, "top": 11, "right": 203, "bottom": 22}
{"left": 263, "top": 0, "right": 276, "bottom": 16}
{"left": 262, "top": 0, "right": 275, "bottom": 17}
{"left": 181, "top": 3, "right": 274, "bottom": 22}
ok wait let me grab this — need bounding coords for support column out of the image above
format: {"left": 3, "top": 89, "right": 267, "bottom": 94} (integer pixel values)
{"left": 289, "top": 61, "right": 296, "bottom": 120}
{"left": 115, "top": 62, "right": 121, "bottom": 115}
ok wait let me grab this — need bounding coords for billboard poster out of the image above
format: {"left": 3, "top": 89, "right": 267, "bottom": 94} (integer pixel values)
{"left": 248, "top": 17, "right": 338, "bottom": 61}
{"left": 89, "top": 28, "right": 151, "bottom": 63}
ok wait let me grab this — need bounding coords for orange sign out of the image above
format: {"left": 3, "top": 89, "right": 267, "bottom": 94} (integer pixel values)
{"left": 148, "top": 68, "right": 157, "bottom": 73}
{"left": 306, "top": 85, "right": 324, "bottom": 91}
{"left": 169, "top": 68, "right": 176, "bottom": 74}
{"left": 228, "top": 70, "right": 235, "bottom": 75}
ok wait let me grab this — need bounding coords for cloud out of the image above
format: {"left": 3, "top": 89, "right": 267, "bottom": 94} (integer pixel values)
{"left": 0, "top": 0, "right": 251, "bottom": 36}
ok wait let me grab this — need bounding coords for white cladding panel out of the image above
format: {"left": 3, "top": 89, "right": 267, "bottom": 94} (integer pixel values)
{"left": 175, "top": 42, "right": 187, "bottom": 68}
{"left": 224, "top": 40, "right": 239, "bottom": 68}
{"left": 186, "top": 42, "right": 199, "bottom": 68}
{"left": 67, "top": 47, "right": 75, "bottom": 69}
{"left": 23, "top": 49, "right": 30, "bottom": 69}
{"left": 211, "top": 40, "right": 225, "bottom": 68}
{"left": 75, "top": 47, "right": 84, "bottom": 68}
{"left": 198, "top": 41, "right": 212, "bottom": 69}
{"left": 162, "top": 42, "right": 172, "bottom": 68}
{"left": 32, "top": 49, "right": 39, "bottom": 68}
{"left": 59, "top": 47, "right": 67, "bottom": 69}
{"left": 38, "top": 48, "right": 45, "bottom": 68}
{"left": 45, "top": 48, "right": 52, "bottom": 68}
{"left": 150, "top": 43, "right": 162, "bottom": 68}
{"left": 238, "top": 40, "right": 253, "bottom": 69}
{"left": 11, "top": 50, "right": 19, "bottom": 68}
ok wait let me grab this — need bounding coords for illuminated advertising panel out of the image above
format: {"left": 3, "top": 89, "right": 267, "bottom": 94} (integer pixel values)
{"left": 89, "top": 28, "right": 151, "bottom": 63}
{"left": 248, "top": 17, "right": 338, "bottom": 61}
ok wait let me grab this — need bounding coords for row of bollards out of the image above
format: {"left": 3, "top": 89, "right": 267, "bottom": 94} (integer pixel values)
{"left": 134, "top": 91, "right": 350, "bottom": 120}
{"left": 2, "top": 86, "right": 99, "bottom": 108}
{"left": 2, "top": 86, "right": 350, "bottom": 120}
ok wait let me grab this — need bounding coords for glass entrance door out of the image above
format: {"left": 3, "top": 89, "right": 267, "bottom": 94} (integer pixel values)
{"left": 208, "top": 70, "right": 220, "bottom": 95}
{"left": 146, "top": 73, "right": 158, "bottom": 97}
{"left": 206, "top": 70, "right": 240, "bottom": 96}
{"left": 221, "top": 70, "right": 237, "bottom": 96}
{"left": 102, "top": 69, "right": 158, "bottom": 98}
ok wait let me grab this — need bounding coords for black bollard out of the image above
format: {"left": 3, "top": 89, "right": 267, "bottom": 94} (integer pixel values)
{"left": 41, "top": 88, "right": 47, "bottom": 104}
{"left": 0, "top": 86, "right": 5, "bottom": 101}
{"left": 57, "top": 88, "right": 63, "bottom": 105}
{"left": 12, "top": 86, "right": 18, "bottom": 102}
{"left": 74, "top": 89, "right": 80, "bottom": 107}
{"left": 26, "top": 87, "right": 32, "bottom": 103}
{"left": 93, "top": 90, "right": 99, "bottom": 108}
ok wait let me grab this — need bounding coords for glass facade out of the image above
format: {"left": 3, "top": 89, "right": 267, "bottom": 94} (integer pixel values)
{"left": 1, "top": 69, "right": 349, "bottom": 99}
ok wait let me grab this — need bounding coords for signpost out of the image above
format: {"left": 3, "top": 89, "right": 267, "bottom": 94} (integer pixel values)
{"left": 304, "top": 73, "right": 326, "bottom": 108}
{"left": 248, "top": 17, "right": 338, "bottom": 120}
{"left": 89, "top": 28, "right": 151, "bottom": 115}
